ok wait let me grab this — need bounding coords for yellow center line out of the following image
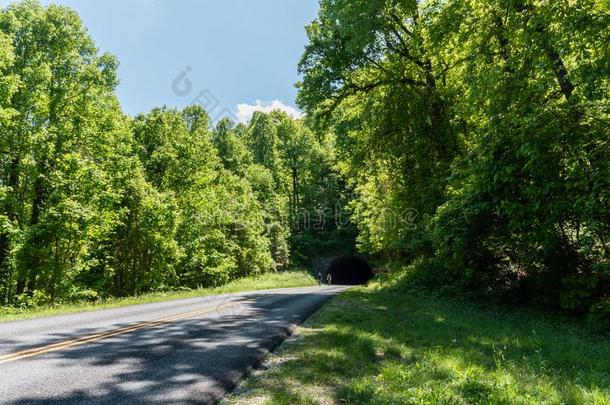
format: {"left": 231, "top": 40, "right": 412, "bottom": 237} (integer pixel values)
{"left": 0, "top": 301, "right": 242, "bottom": 365}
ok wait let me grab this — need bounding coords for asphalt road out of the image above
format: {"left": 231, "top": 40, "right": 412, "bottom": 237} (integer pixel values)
{"left": 0, "top": 285, "right": 348, "bottom": 404}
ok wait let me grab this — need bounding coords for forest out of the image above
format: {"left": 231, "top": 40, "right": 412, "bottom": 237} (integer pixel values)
{"left": 297, "top": 0, "right": 610, "bottom": 328}
{"left": 0, "top": 0, "right": 349, "bottom": 307}
{"left": 0, "top": 0, "right": 609, "bottom": 329}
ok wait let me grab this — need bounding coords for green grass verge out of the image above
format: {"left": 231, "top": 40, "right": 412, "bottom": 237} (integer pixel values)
{"left": 0, "top": 270, "right": 316, "bottom": 323}
{"left": 227, "top": 278, "right": 610, "bottom": 404}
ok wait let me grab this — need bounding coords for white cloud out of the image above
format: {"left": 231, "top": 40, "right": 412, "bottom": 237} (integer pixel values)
{"left": 235, "top": 100, "right": 304, "bottom": 123}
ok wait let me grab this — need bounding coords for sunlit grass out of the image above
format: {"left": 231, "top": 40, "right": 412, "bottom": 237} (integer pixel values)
{"left": 228, "top": 279, "right": 610, "bottom": 404}
{"left": 0, "top": 270, "right": 316, "bottom": 322}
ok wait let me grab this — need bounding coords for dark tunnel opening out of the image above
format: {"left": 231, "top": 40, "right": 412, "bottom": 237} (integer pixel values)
{"left": 327, "top": 256, "right": 373, "bottom": 285}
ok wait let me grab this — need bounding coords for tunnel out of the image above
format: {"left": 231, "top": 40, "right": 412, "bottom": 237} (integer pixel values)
{"left": 327, "top": 256, "right": 373, "bottom": 285}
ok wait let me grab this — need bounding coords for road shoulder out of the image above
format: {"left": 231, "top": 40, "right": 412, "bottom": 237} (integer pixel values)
{"left": 225, "top": 282, "right": 610, "bottom": 404}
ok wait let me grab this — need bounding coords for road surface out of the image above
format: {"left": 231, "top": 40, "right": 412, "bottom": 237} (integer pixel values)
{"left": 0, "top": 285, "right": 347, "bottom": 404}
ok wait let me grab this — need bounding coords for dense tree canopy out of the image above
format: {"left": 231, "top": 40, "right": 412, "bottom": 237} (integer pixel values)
{"left": 1, "top": 0, "right": 608, "bottom": 329}
{"left": 299, "top": 0, "right": 610, "bottom": 324}
{"left": 0, "top": 0, "right": 346, "bottom": 307}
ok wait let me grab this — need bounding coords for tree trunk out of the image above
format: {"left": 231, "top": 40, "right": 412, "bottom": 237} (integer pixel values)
{"left": 515, "top": 2, "right": 576, "bottom": 102}
{"left": 535, "top": 24, "right": 574, "bottom": 101}
{"left": 1, "top": 156, "right": 20, "bottom": 301}
{"left": 292, "top": 166, "right": 299, "bottom": 225}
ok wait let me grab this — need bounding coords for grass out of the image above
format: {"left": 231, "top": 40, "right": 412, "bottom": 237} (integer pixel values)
{"left": 0, "top": 270, "right": 317, "bottom": 323}
{"left": 227, "top": 276, "right": 610, "bottom": 404}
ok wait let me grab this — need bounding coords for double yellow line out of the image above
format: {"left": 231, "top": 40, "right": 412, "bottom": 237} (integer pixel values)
{"left": 0, "top": 301, "right": 242, "bottom": 365}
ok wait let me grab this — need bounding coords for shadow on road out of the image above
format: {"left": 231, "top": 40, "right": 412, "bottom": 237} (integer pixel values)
{"left": 3, "top": 289, "right": 342, "bottom": 404}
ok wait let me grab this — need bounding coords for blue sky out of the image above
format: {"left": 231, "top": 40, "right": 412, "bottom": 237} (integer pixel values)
{"left": 0, "top": 0, "right": 319, "bottom": 121}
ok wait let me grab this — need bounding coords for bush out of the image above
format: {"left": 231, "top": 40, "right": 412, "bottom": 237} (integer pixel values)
{"left": 15, "top": 290, "right": 51, "bottom": 308}
{"left": 66, "top": 287, "right": 100, "bottom": 303}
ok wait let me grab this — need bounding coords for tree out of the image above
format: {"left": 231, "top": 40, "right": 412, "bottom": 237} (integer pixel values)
{"left": 0, "top": 0, "right": 352, "bottom": 307}
{"left": 429, "top": 0, "right": 610, "bottom": 309}
{"left": 133, "top": 106, "right": 218, "bottom": 193}
{"left": 298, "top": 0, "right": 463, "bottom": 257}
{"left": 213, "top": 118, "right": 253, "bottom": 174}
{"left": 0, "top": 1, "right": 123, "bottom": 303}
{"left": 299, "top": 0, "right": 610, "bottom": 318}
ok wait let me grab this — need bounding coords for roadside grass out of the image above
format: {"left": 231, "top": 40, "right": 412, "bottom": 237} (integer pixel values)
{"left": 227, "top": 276, "right": 610, "bottom": 404}
{"left": 0, "top": 270, "right": 316, "bottom": 323}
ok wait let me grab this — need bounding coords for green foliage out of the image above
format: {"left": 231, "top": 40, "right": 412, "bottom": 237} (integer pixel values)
{"left": 177, "top": 171, "right": 274, "bottom": 287}
{"left": 104, "top": 169, "right": 181, "bottom": 296}
{"left": 0, "top": 0, "right": 346, "bottom": 307}
{"left": 426, "top": 0, "right": 610, "bottom": 314}
{"left": 213, "top": 118, "right": 253, "bottom": 174}
{"left": 9, "top": 0, "right": 607, "bottom": 327}
{"left": 298, "top": 0, "right": 610, "bottom": 322}
{"left": 0, "top": 0, "right": 126, "bottom": 304}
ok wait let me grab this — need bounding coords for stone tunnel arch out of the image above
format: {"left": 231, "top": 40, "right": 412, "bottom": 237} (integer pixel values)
{"left": 326, "top": 256, "right": 373, "bottom": 285}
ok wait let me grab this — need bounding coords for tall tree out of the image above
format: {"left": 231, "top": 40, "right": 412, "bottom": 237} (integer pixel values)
{"left": 0, "top": 1, "right": 122, "bottom": 302}
{"left": 298, "top": 0, "right": 463, "bottom": 256}
{"left": 213, "top": 118, "right": 253, "bottom": 174}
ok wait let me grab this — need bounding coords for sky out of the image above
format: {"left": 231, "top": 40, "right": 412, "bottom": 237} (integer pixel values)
{"left": 0, "top": 0, "right": 319, "bottom": 122}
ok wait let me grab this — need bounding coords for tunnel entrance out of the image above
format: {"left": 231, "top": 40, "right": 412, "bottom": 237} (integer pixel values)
{"left": 327, "top": 256, "right": 373, "bottom": 285}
